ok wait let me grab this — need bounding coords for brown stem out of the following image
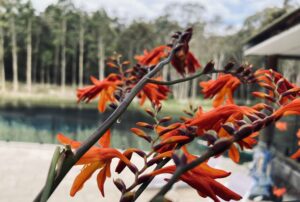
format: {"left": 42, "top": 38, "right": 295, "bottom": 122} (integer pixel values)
{"left": 148, "top": 70, "right": 223, "bottom": 85}
{"left": 34, "top": 42, "right": 180, "bottom": 202}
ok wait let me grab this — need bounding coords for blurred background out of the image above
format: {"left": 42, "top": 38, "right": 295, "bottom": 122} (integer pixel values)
{"left": 0, "top": 0, "right": 299, "bottom": 201}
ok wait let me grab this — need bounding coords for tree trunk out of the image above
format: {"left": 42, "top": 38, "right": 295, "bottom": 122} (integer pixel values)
{"left": 10, "top": 16, "right": 18, "bottom": 91}
{"left": 0, "top": 26, "right": 5, "bottom": 92}
{"left": 191, "top": 77, "right": 198, "bottom": 99}
{"left": 54, "top": 44, "right": 59, "bottom": 85}
{"left": 46, "top": 66, "right": 50, "bottom": 88}
{"left": 26, "top": 19, "right": 32, "bottom": 92}
{"left": 72, "top": 41, "right": 77, "bottom": 87}
{"left": 79, "top": 15, "right": 84, "bottom": 87}
{"left": 32, "top": 30, "right": 40, "bottom": 84}
{"left": 98, "top": 36, "right": 105, "bottom": 80}
{"left": 61, "top": 19, "right": 66, "bottom": 92}
{"left": 40, "top": 62, "right": 45, "bottom": 86}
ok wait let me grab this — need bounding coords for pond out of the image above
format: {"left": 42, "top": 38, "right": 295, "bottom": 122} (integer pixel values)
{"left": 0, "top": 105, "right": 205, "bottom": 153}
{"left": 1, "top": 105, "right": 297, "bottom": 161}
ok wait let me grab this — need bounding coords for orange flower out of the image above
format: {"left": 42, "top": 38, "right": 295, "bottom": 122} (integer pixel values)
{"left": 200, "top": 74, "right": 241, "bottom": 108}
{"left": 171, "top": 50, "right": 201, "bottom": 76}
{"left": 187, "top": 104, "right": 255, "bottom": 135}
{"left": 138, "top": 78, "right": 170, "bottom": 106}
{"left": 273, "top": 187, "right": 286, "bottom": 197}
{"left": 57, "top": 131, "right": 137, "bottom": 197}
{"left": 273, "top": 98, "right": 300, "bottom": 119}
{"left": 77, "top": 74, "right": 121, "bottom": 112}
{"left": 135, "top": 46, "right": 168, "bottom": 66}
{"left": 135, "top": 45, "right": 201, "bottom": 76}
{"left": 187, "top": 105, "right": 259, "bottom": 163}
{"left": 275, "top": 121, "right": 287, "bottom": 131}
{"left": 148, "top": 149, "right": 241, "bottom": 202}
{"left": 255, "top": 69, "right": 300, "bottom": 104}
{"left": 291, "top": 148, "right": 300, "bottom": 159}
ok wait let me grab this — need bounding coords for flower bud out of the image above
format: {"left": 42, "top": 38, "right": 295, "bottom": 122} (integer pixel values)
{"left": 221, "top": 123, "right": 235, "bottom": 135}
{"left": 224, "top": 61, "right": 235, "bottom": 71}
{"left": 234, "top": 124, "right": 253, "bottom": 140}
{"left": 159, "top": 116, "right": 172, "bottom": 123}
{"left": 235, "top": 66, "right": 244, "bottom": 74}
{"left": 202, "top": 60, "right": 215, "bottom": 74}
{"left": 120, "top": 192, "right": 135, "bottom": 202}
{"left": 252, "top": 120, "right": 264, "bottom": 131}
{"left": 113, "top": 178, "right": 126, "bottom": 193}
{"left": 212, "top": 138, "right": 233, "bottom": 154}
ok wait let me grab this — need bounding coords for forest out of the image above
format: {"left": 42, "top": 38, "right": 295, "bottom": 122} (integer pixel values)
{"left": 0, "top": 0, "right": 299, "bottom": 100}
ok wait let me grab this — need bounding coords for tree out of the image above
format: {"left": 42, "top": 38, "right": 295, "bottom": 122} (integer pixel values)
{"left": 78, "top": 11, "right": 85, "bottom": 87}
{"left": 5, "top": 0, "right": 20, "bottom": 91}
{"left": 19, "top": 1, "right": 34, "bottom": 92}
{"left": 0, "top": 4, "right": 6, "bottom": 92}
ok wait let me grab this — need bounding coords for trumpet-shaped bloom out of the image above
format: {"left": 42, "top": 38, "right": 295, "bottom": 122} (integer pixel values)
{"left": 273, "top": 98, "right": 300, "bottom": 119}
{"left": 135, "top": 45, "right": 201, "bottom": 76}
{"left": 255, "top": 69, "right": 300, "bottom": 104}
{"left": 77, "top": 74, "right": 121, "bottom": 112}
{"left": 135, "top": 46, "right": 168, "bottom": 66}
{"left": 57, "top": 131, "right": 137, "bottom": 197}
{"left": 148, "top": 149, "right": 241, "bottom": 202}
{"left": 138, "top": 79, "right": 170, "bottom": 106}
{"left": 171, "top": 49, "right": 201, "bottom": 76}
{"left": 291, "top": 149, "right": 300, "bottom": 159}
{"left": 200, "top": 74, "right": 241, "bottom": 108}
{"left": 187, "top": 105, "right": 259, "bottom": 162}
{"left": 187, "top": 104, "right": 255, "bottom": 135}
{"left": 275, "top": 121, "right": 287, "bottom": 131}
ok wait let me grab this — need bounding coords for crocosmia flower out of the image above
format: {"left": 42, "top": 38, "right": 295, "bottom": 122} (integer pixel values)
{"left": 200, "top": 74, "right": 241, "bottom": 108}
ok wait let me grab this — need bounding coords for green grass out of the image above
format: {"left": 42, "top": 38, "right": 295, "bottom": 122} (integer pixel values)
{"left": 0, "top": 82, "right": 213, "bottom": 114}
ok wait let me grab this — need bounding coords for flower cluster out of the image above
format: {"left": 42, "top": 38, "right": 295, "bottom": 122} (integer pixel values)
{"left": 52, "top": 28, "right": 300, "bottom": 202}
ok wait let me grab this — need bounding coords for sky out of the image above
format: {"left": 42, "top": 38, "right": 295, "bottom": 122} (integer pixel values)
{"left": 31, "top": 0, "right": 300, "bottom": 34}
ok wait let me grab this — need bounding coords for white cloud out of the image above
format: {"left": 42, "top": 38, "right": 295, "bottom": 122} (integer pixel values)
{"left": 31, "top": 0, "right": 300, "bottom": 35}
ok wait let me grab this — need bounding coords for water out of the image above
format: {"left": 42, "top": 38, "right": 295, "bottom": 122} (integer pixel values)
{"left": 0, "top": 106, "right": 297, "bottom": 160}
{"left": 0, "top": 106, "right": 154, "bottom": 150}
{"left": 0, "top": 106, "right": 207, "bottom": 153}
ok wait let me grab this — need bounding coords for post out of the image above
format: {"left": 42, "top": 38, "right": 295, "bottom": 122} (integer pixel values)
{"left": 259, "top": 55, "right": 278, "bottom": 148}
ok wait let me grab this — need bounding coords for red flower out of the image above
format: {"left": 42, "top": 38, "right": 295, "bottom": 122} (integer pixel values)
{"left": 148, "top": 148, "right": 241, "bottom": 202}
{"left": 273, "top": 98, "right": 300, "bottom": 119}
{"left": 77, "top": 74, "right": 121, "bottom": 112}
{"left": 57, "top": 131, "right": 137, "bottom": 197}
{"left": 187, "top": 105, "right": 259, "bottom": 162}
{"left": 135, "top": 46, "right": 168, "bottom": 66}
{"left": 186, "top": 104, "right": 255, "bottom": 135}
{"left": 171, "top": 49, "right": 201, "bottom": 76}
{"left": 138, "top": 78, "right": 170, "bottom": 106}
{"left": 291, "top": 149, "right": 300, "bottom": 159}
{"left": 275, "top": 121, "right": 287, "bottom": 131}
{"left": 135, "top": 45, "right": 201, "bottom": 76}
{"left": 200, "top": 74, "right": 241, "bottom": 108}
{"left": 255, "top": 69, "right": 300, "bottom": 104}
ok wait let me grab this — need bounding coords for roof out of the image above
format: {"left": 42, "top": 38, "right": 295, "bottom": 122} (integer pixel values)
{"left": 244, "top": 8, "right": 300, "bottom": 57}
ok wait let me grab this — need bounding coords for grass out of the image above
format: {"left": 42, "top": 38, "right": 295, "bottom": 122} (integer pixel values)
{"left": 0, "top": 82, "right": 213, "bottom": 114}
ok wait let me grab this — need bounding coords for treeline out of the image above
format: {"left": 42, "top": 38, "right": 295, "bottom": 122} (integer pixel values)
{"left": 0, "top": 0, "right": 297, "bottom": 99}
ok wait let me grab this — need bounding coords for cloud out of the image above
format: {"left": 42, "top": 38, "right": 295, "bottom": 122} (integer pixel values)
{"left": 31, "top": 0, "right": 300, "bottom": 35}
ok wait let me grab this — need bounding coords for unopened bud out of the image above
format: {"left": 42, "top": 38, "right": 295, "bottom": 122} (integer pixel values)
{"left": 212, "top": 138, "right": 233, "bottom": 154}
{"left": 224, "top": 61, "right": 235, "bottom": 71}
{"left": 221, "top": 123, "right": 235, "bottom": 135}
{"left": 202, "top": 60, "right": 215, "bottom": 74}
{"left": 120, "top": 192, "right": 135, "bottom": 202}
{"left": 113, "top": 178, "right": 126, "bottom": 193}
{"left": 159, "top": 116, "right": 172, "bottom": 123}
{"left": 234, "top": 124, "right": 253, "bottom": 140}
